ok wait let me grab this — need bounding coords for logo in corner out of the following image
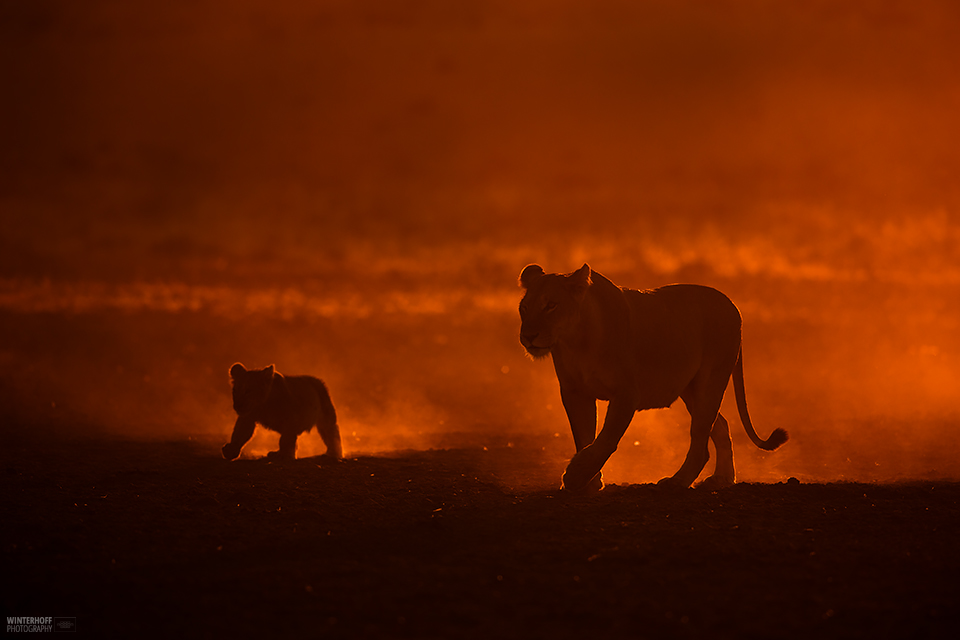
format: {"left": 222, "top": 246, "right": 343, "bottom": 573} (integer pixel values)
{"left": 54, "top": 618, "right": 76, "bottom": 632}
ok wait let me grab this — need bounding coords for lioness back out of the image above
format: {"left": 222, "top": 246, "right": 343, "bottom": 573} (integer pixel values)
{"left": 622, "top": 284, "right": 743, "bottom": 409}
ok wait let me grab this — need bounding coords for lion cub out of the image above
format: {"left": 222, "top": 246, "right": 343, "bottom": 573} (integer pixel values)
{"left": 221, "top": 363, "right": 342, "bottom": 461}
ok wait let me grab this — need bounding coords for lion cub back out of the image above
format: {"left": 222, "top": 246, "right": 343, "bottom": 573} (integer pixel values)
{"left": 280, "top": 375, "right": 338, "bottom": 428}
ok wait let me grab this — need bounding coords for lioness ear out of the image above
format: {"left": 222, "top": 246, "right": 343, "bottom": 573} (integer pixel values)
{"left": 229, "top": 363, "right": 246, "bottom": 380}
{"left": 519, "top": 264, "right": 545, "bottom": 289}
{"left": 569, "top": 263, "right": 592, "bottom": 298}
{"left": 265, "top": 364, "right": 276, "bottom": 376}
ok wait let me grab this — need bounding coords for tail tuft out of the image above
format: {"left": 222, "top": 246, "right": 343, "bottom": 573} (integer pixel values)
{"left": 733, "top": 346, "right": 789, "bottom": 453}
{"left": 759, "top": 427, "right": 789, "bottom": 451}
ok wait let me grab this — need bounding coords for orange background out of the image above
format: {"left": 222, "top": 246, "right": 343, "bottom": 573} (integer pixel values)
{"left": 2, "top": 1, "right": 959, "bottom": 484}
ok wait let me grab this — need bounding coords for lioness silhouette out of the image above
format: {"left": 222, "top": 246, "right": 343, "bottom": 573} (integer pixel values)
{"left": 518, "top": 264, "right": 787, "bottom": 491}
{"left": 222, "top": 363, "right": 342, "bottom": 461}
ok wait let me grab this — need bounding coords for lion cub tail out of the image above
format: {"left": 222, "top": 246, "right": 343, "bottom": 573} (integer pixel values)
{"left": 733, "top": 346, "right": 789, "bottom": 451}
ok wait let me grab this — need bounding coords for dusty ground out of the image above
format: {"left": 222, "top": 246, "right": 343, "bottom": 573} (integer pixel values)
{"left": 3, "top": 429, "right": 958, "bottom": 639}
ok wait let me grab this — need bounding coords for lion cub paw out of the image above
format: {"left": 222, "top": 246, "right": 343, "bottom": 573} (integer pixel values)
{"left": 696, "top": 475, "right": 735, "bottom": 491}
{"left": 222, "top": 444, "right": 242, "bottom": 461}
{"left": 656, "top": 476, "right": 689, "bottom": 490}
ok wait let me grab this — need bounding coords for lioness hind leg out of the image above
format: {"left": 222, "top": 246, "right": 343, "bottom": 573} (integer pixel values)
{"left": 661, "top": 377, "right": 726, "bottom": 488}
{"left": 697, "top": 413, "right": 736, "bottom": 490}
{"left": 659, "top": 413, "right": 713, "bottom": 489}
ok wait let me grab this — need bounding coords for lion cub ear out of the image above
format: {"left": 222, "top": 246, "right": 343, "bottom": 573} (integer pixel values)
{"left": 229, "top": 363, "right": 247, "bottom": 380}
{"left": 519, "top": 264, "right": 545, "bottom": 289}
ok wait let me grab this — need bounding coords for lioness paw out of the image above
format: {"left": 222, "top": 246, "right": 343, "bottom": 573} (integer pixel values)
{"left": 561, "top": 453, "right": 604, "bottom": 492}
{"left": 561, "top": 471, "right": 604, "bottom": 494}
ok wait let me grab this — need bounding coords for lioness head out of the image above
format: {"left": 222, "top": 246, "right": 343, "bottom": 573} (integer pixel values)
{"left": 229, "top": 363, "right": 276, "bottom": 415}
{"left": 518, "top": 263, "right": 592, "bottom": 358}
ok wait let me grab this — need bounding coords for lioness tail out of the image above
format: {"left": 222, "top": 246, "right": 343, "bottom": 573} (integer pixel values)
{"left": 733, "top": 346, "right": 788, "bottom": 451}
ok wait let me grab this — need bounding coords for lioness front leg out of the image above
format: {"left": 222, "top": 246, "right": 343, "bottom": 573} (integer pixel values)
{"left": 558, "top": 387, "right": 601, "bottom": 491}
{"left": 560, "top": 386, "right": 599, "bottom": 451}
{"left": 562, "top": 400, "right": 635, "bottom": 491}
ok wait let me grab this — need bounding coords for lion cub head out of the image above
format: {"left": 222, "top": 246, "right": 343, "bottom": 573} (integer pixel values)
{"left": 518, "top": 263, "right": 592, "bottom": 358}
{"left": 229, "top": 363, "right": 276, "bottom": 415}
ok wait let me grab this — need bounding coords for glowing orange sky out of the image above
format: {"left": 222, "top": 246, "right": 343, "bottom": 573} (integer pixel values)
{"left": 1, "top": 1, "right": 959, "bottom": 483}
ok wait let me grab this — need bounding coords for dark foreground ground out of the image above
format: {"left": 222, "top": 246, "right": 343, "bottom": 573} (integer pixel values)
{"left": 3, "top": 431, "right": 959, "bottom": 640}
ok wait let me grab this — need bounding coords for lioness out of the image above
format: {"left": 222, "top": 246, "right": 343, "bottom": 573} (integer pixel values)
{"left": 518, "top": 264, "right": 787, "bottom": 491}
{"left": 222, "top": 363, "right": 342, "bottom": 461}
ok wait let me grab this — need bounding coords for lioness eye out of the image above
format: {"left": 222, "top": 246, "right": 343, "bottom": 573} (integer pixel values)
{"left": 545, "top": 302, "right": 557, "bottom": 313}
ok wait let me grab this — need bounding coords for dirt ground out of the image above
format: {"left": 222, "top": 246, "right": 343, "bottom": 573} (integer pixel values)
{"left": 3, "top": 428, "right": 958, "bottom": 639}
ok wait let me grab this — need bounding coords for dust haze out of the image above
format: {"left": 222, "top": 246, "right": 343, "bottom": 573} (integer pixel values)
{"left": 2, "top": 1, "right": 959, "bottom": 485}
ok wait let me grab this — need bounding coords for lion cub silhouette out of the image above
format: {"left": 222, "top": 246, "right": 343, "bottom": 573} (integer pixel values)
{"left": 222, "top": 363, "right": 342, "bottom": 461}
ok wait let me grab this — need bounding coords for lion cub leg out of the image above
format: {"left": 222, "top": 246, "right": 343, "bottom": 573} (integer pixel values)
{"left": 698, "top": 413, "right": 736, "bottom": 490}
{"left": 222, "top": 415, "right": 256, "bottom": 460}
{"left": 266, "top": 432, "right": 298, "bottom": 460}
{"left": 317, "top": 415, "right": 342, "bottom": 460}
